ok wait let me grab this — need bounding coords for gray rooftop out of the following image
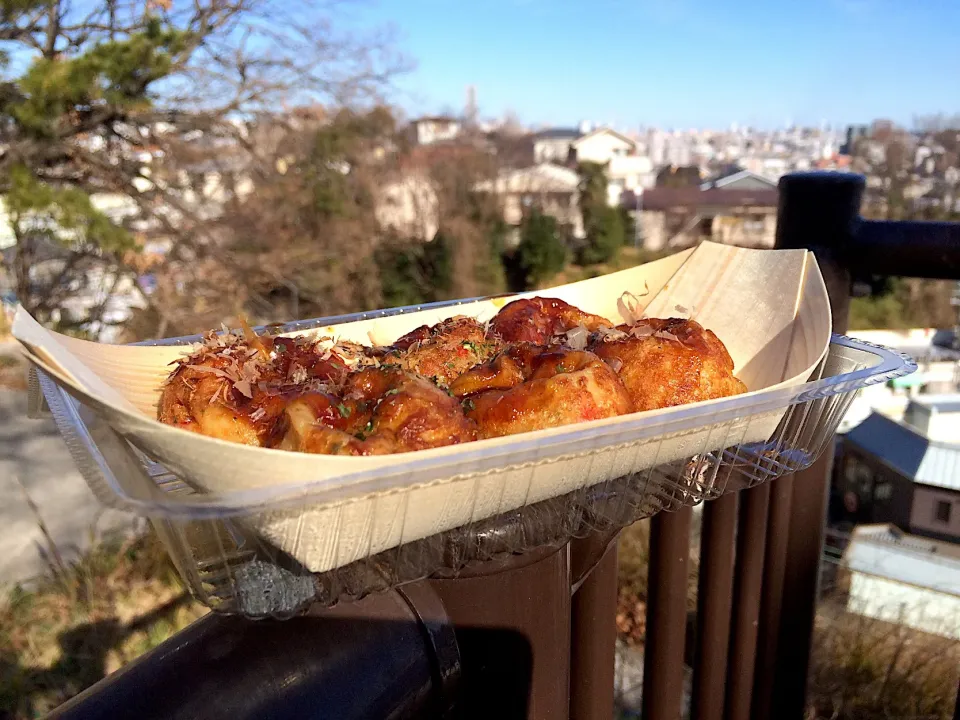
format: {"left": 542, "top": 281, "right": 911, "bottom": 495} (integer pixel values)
{"left": 535, "top": 128, "right": 582, "bottom": 140}
{"left": 843, "top": 524, "right": 960, "bottom": 596}
{"left": 909, "top": 393, "right": 960, "bottom": 414}
{"left": 844, "top": 412, "right": 960, "bottom": 492}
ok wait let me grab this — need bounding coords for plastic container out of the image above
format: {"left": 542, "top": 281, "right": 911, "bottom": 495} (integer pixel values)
{"left": 28, "top": 308, "right": 914, "bottom": 617}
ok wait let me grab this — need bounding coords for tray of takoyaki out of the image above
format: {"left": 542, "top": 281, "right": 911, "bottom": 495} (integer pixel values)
{"left": 14, "top": 242, "right": 914, "bottom": 595}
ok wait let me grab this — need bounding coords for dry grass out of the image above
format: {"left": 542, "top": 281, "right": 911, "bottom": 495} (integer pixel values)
{"left": 0, "top": 532, "right": 206, "bottom": 718}
{"left": 808, "top": 597, "right": 960, "bottom": 720}
{"left": 615, "top": 523, "right": 959, "bottom": 719}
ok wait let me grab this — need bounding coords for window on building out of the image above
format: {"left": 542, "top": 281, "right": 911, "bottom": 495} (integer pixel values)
{"left": 856, "top": 463, "right": 874, "bottom": 496}
{"left": 743, "top": 214, "right": 766, "bottom": 233}
{"left": 874, "top": 479, "right": 893, "bottom": 502}
{"left": 844, "top": 457, "right": 859, "bottom": 486}
{"left": 934, "top": 500, "right": 952, "bottom": 524}
{"left": 844, "top": 457, "right": 875, "bottom": 495}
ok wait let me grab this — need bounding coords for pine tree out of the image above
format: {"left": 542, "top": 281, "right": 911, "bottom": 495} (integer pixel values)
{"left": 0, "top": 1, "right": 400, "bottom": 337}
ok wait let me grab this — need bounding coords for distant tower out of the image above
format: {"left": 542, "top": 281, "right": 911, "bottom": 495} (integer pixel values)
{"left": 465, "top": 85, "right": 478, "bottom": 126}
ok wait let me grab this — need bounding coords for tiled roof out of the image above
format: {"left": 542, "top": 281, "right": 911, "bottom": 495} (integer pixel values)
{"left": 636, "top": 187, "right": 779, "bottom": 211}
{"left": 844, "top": 412, "right": 960, "bottom": 492}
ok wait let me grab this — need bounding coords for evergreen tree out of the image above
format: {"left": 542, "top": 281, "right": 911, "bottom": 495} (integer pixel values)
{"left": 576, "top": 161, "right": 625, "bottom": 265}
{"left": 377, "top": 232, "right": 454, "bottom": 307}
{"left": 577, "top": 161, "right": 609, "bottom": 225}
{"left": 516, "top": 208, "right": 565, "bottom": 287}
{"left": 577, "top": 206, "right": 625, "bottom": 265}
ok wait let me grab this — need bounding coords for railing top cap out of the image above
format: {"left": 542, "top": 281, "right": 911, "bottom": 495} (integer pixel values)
{"left": 778, "top": 171, "right": 866, "bottom": 188}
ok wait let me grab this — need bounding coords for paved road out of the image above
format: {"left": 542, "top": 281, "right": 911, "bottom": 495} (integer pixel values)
{"left": 0, "top": 389, "right": 135, "bottom": 584}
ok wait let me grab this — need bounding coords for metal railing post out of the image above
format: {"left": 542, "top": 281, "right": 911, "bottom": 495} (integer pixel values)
{"left": 724, "top": 484, "right": 771, "bottom": 720}
{"left": 429, "top": 545, "right": 572, "bottom": 720}
{"left": 569, "top": 534, "right": 619, "bottom": 720}
{"left": 691, "top": 492, "right": 738, "bottom": 720}
{"left": 775, "top": 171, "right": 863, "bottom": 332}
{"left": 643, "top": 506, "right": 694, "bottom": 720}
{"left": 750, "top": 473, "right": 795, "bottom": 719}
{"left": 763, "top": 171, "right": 864, "bottom": 720}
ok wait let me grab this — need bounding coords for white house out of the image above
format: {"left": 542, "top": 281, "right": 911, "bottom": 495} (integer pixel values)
{"left": 474, "top": 163, "right": 583, "bottom": 241}
{"left": 570, "top": 128, "right": 655, "bottom": 205}
{"left": 410, "top": 116, "right": 462, "bottom": 146}
{"left": 571, "top": 127, "right": 635, "bottom": 164}
{"left": 607, "top": 155, "right": 655, "bottom": 204}
{"left": 842, "top": 524, "right": 960, "bottom": 640}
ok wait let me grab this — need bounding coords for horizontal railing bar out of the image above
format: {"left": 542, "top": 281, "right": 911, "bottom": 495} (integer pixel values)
{"left": 851, "top": 219, "right": 960, "bottom": 279}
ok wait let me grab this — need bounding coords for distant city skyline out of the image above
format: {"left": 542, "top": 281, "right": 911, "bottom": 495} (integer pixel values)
{"left": 357, "top": 0, "right": 960, "bottom": 130}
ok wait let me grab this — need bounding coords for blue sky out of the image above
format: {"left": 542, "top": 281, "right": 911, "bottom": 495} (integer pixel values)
{"left": 354, "top": 0, "right": 960, "bottom": 130}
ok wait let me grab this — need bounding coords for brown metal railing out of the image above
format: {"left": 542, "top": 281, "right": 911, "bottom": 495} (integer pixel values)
{"left": 644, "top": 172, "right": 960, "bottom": 720}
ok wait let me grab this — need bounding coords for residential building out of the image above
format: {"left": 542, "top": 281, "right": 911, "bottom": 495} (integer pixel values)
{"left": 375, "top": 172, "right": 440, "bottom": 241}
{"left": 842, "top": 524, "right": 960, "bottom": 640}
{"left": 571, "top": 127, "right": 636, "bottom": 164}
{"left": 904, "top": 394, "right": 960, "bottom": 443}
{"left": 630, "top": 187, "right": 778, "bottom": 251}
{"left": 473, "top": 163, "right": 583, "bottom": 244}
{"left": 837, "top": 328, "right": 960, "bottom": 433}
{"left": 569, "top": 128, "right": 656, "bottom": 204}
{"left": 741, "top": 156, "right": 790, "bottom": 180}
{"left": 533, "top": 128, "right": 581, "bottom": 164}
{"left": 814, "top": 155, "right": 853, "bottom": 171}
{"left": 607, "top": 154, "right": 656, "bottom": 205}
{"left": 410, "top": 116, "right": 462, "bottom": 146}
{"left": 700, "top": 169, "right": 777, "bottom": 192}
{"left": 835, "top": 411, "right": 960, "bottom": 543}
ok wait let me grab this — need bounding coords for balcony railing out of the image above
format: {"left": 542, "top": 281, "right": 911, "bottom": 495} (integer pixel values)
{"left": 50, "top": 172, "right": 960, "bottom": 720}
